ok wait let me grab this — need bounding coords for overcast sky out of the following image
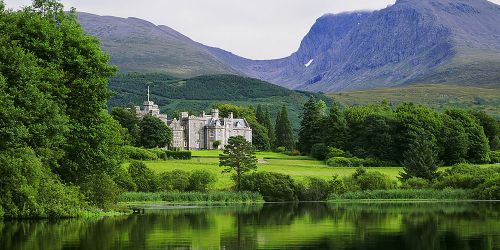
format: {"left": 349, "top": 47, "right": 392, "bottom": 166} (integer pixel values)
{"left": 5, "top": 0, "right": 500, "bottom": 59}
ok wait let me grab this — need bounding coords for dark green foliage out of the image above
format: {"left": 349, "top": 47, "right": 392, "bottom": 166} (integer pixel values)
{"left": 122, "top": 146, "right": 159, "bottom": 160}
{"left": 326, "top": 148, "right": 348, "bottom": 158}
{"left": 220, "top": 136, "right": 258, "bottom": 191}
{"left": 80, "top": 173, "right": 120, "bottom": 211}
{"left": 158, "top": 170, "right": 191, "bottom": 192}
{"left": 298, "top": 97, "right": 326, "bottom": 154}
{"left": 310, "top": 143, "right": 329, "bottom": 160}
{"left": 263, "top": 109, "right": 276, "bottom": 149}
{"left": 275, "top": 105, "right": 295, "bottom": 150}
{"left": 128, "top": 162, "right": 158, "bottom": 192}
{"left": 322, "top": 103, "right": 348, "bottom": 149}
{"left": 474, "top": 174, "right": 500, "bottom": 200}
{"left": 445, "top": 109, "right": 490, "bottom": 163}
{"left": 117, "top": 191, "right": 263, "bottom": 204}
{"left": 471, "top": 110, "right": 499, "bottom": 150}
{"left": 113, "top": 167, "right": 137, "bottom": 192}
{"left": 188, "top": 170, "right": 217, "bottom": 192}
{"left": 401, "top": 133, "right": 439, "bottom": 181}
{"left": 139, "top": 115, "right": 172, "bottom": 149}
{"left": 250, "top": 122, "right": 271, "bottom": 151}
{"left": 490, "top": 151, "right": 500, "bottom": 163}
{"left": 165, "top": 150, "right": 192, "bottom": 160}
{"left": 298, "top": 177, "right": 331, "bottom": 201}
{"left": 111, "top": 107, "right": 141, "bottom": 145}
{"left": 326, "top": 157, "right": 364, "bottom": 167}
{"left": 213, "top": 140, "right": 221, "bottom": 150}
{"left": 439, "top": 114, "right": 468, "bottom": 165}
{"left": 240, "top": 172, "right": 298, "bottom": 202}
{"left": 400, "top": 177, "right": 430, "bottom": 189}
{"left": 0, "top": 148, "right": 88, "bottom": 218}
{"left": 328, "top": 175, "right": 348, "bottom": 195}
{"left": 434, "top": 164, "right": 500, "bottom": 190}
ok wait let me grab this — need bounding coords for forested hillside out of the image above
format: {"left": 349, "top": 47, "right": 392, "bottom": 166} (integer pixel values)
{"left": 108, "top": 73, "right": 330, "bottom": 131}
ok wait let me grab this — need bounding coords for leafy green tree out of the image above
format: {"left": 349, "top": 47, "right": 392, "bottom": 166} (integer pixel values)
{"left": 250, "top": 122, "right": 271, "bottom": 151}
{"left": 400, "top": 132, "right": 439, "bottom": 181}
{"left": 298, "top": 97, "right": 326, "bottom": 154}
{"left": 445, "top": 109, "right": 490, "bottom": 163}
{"left": 471, "top": 110, "right": 499, "bottom": 150}
{"left": 139, "top": 115, "right": 172, "bottom": 148}
{"left": 212, "top": 140, "right": 221, "bottom": 149}
{"left": 128, "top": 161, "right": 158, "bottom": 192}
{"left": 219, "top": 136, "right": 258, "bottom": 191}
{"left": 111, "top": 107, "right": 141, "bottom": 145}
{"left": 439, "top": 114, "right": 468, "bottom": 165}
{"left": 275, "top": 105, "right": 295, "bottom": 150}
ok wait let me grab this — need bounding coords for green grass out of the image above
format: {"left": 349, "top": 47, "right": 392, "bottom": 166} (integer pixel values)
{"left": 328, "top": 189, "right": 474, "bottom": 201}
{"left": 117, "top": 191, "right": 263, "bottom": 204}
{"left": 329, "top": 84, "right": 500, "bottom": 118}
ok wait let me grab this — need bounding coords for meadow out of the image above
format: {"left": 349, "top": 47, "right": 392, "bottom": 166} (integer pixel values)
{"left": 134, "top": 151, "right": 420, "bottom": 190}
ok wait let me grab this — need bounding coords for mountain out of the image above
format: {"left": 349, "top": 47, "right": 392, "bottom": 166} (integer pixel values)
{"left": 77, "top": 12, "right": 240, "bottom": 77}
{"left": 78, "top": 0, "right": 500, "bottom": 92}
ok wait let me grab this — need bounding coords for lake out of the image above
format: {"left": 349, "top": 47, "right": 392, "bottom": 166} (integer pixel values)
{"left": 1, "top": 202, "right": 499, "bottom": 249}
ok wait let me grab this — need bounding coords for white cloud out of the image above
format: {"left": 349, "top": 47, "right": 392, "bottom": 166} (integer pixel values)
{"left": 5, "top": 0, "right": 500, "bottom": 59}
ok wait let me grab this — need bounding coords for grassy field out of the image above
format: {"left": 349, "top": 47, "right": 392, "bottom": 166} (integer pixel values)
{"left": 135, "top": 151, "right": 404, "bottom": 190}
{"left": 329, "top": 84, "right": 500, "bottom": 118}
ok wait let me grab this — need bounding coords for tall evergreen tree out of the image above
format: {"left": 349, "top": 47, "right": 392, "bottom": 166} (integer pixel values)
{"left": 264, "top": 109, "right": 276, "bottom": 149}
{"left": 275, "top": 105, "right": 295, "bottom": 150}
{"left": 298, "top": 97, "right": 326, "bottom": 154}
{"left": 256, "top": 104, "right": 266, "bottom": 125}
{"left": 322, "top": 103, "right": 347, "bottom": 149}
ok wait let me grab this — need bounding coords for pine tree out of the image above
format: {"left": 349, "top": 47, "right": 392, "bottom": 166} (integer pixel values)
{"left": 256, "top": 104, "right": 266, "bottom": 125}
{"left": 322, "top": 103, "right": 347, "bottom": 149}
{"left": 264, "top": 109, "right": 276, "bottom": 149}
{"left": 298, "top": 96, "right": 326, "bottom": 154}
{"left": 275, "top": 105, "right": 295, "bottom": 150}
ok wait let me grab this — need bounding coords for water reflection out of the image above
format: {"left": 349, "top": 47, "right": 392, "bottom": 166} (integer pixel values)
{"left": 1, "top": 202, "right": 499, "bottom": 249}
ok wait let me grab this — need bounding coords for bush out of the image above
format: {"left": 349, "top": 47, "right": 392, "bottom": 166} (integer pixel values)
{"left": 240, "top": 172, "right": 298, "bottom": 202}
{"left": 113, "top": 167, "right": 137, "bottom": 192}
{"left": 298, "top": 177, "right": 331, "bottom": 201}
{"left": 434, "top": 164, "right": 500, "bottom": 189}
{"left": 128, "top": 162, "right": 158, "bottom": 192}
{"left": 329, "top": 175, "right": 348, "bottom": 195}
{"left": 165, "top": 150, "right": 192, "bottom": 160}
{"left": 158, "top": 170, "right": 191, "bottom": 192}
{"left": 0, "top": 205, "right": 4, "bottom": 218}
{"left": 148, "top": 148, "right": 167, "bottom": 159}
{"left": 80, "top": 173, "right": 120, "bottom": 211}
{"left": 311, "top": 143, "right": 329, "bottom": 160}
{"left": 490, "top": 151, "right": 500, "bottom": 163}
{"left": 474, "top": 174, "right": 500, "bottom": 200}
{"left": 326, "top": 147, "right": 347, "bottom": 159}
{"left": 122, "top": 146, "right": 158, "bottom": 160}
{"left": 117, "top": 191, "right": 263, "bottom": 204}
{"left": 362, "top": 158, "right": 398, "bottom": 167}
{"left": 329, "top": 188, "right": 473, "bottom": 200}
{"left": 275, "top": 146, "right": 287, "bottom": 153}
{"left": 213, "top": 140, "right": 221, "bottom": 149}
{"left": 188, "top": 170, "right": 217, "bottom": 192}
{"left": 401, "top": 177, "right": 430, "bottom": 189}
{"left": 326, "top": 157, "right": 364, "bottom": 167}
{"left": 355, "top": 171, "right": 396, "bottom": 191}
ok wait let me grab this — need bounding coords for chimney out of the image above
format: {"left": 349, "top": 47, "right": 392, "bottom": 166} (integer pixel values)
{"left": 211, "top": 109, "right": 219, "bottom": 119}
{"left": 229, "top": 112, "right": 233, "bottom": 119}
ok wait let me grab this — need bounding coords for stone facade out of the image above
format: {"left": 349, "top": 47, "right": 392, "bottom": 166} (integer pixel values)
{"left": 135, "top": 91, "right": 252, "bottom": 150}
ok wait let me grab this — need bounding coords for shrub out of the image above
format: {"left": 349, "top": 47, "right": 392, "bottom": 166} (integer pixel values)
{"left": 311, "top": 143, "right": 329, "bottom": 160}
{"left": 117, "top": 191, "right": 263, "bottom": 204}
{"left": 113, "top": 167, "right": 137, "bottom": 192}
{"left": 326, "top": 147, "right": 347, "bottom": 159}
{"left": 329, "top": 188, "right": 473, "bottom": 200}
{"left": 240, "top": 172, "right": 298, "bottom": 202}
{"left": 165, "top": 150, "right": 192, "bottom": 160}
{"left": 122, "top": 146, "right": 158, "bottom": 160}
{"left": 329, "top": 175, "right": 348, "bottom": 195}
{"left": 148, "top": 148, "right": 167, "bottom": 159}
{"left": 298, "top": 177, "right": 331, "bottom": 201}
{"left": 355, "top": 171, "right": 396, "bottom": 191}
{"left": 362, "top": 158, "right": 398, "bottom": 167}
{"left": 490, "top": 151, "right": 500, "bottom": 163}
{"left": 401, "top": 177, "right": 430, "bottom": 189}
{"left": 434, "top": 164, "right": 500, "bottom": 189}
{"left": 473, "top": 174, "right": 500, "bottom": 200}
{"left": 128, "top": 162, "right": 158, "bottom": 192}
{"left": 80, "top": 173, "right": 120, "bottom": 211}
{"left": 0, "top": 205, "right": 4, "bottom": 218}
{"left": 188, "top": 170, "right": 217, "bottom": 192}
{"left": 326, "top": 157, "right": 363, "bottom": 167}
{"left": 158, "top": 170, "right": 191, "bottom": 192}
{"left": 213, "top": 140, "right": 221, "bottom": 149}
{"left": 275, "top": 146, "right": 287, "bottom": 153}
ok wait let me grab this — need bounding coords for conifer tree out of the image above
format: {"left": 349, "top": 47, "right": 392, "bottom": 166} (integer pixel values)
{"left": 275, "top": 105, "right": 295, "bottom": 150}
{"left": 298, "top": 96, "right": 326, "bottom": 154}
{"left": 264, "top": 109, "right": 276, "bottom": 149}
{"left": 322, "top": 103, "right": 347, "bottom": 149}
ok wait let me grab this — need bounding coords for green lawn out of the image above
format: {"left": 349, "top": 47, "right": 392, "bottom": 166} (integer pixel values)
{"left": 135, "top": 151, "right": 407, "bottom": 190}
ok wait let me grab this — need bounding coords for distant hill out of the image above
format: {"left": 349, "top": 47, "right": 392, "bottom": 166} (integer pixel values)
{"left": 329, "top": 84, "right": 500, "bottom": 118}
{"left": 78, "top": 0, "right": 500, "bottom": 92}
{"left": 108, "top": 74, "right": 330, "bottom": 131}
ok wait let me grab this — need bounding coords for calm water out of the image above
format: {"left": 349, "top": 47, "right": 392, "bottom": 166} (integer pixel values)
{"left": 1, "top": 202, "right": 499, "bottom": 250}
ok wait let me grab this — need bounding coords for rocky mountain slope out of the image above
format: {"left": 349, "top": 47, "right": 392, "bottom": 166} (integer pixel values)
{"left": 78, "top": 0, "right": 500, "bottom": 92}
